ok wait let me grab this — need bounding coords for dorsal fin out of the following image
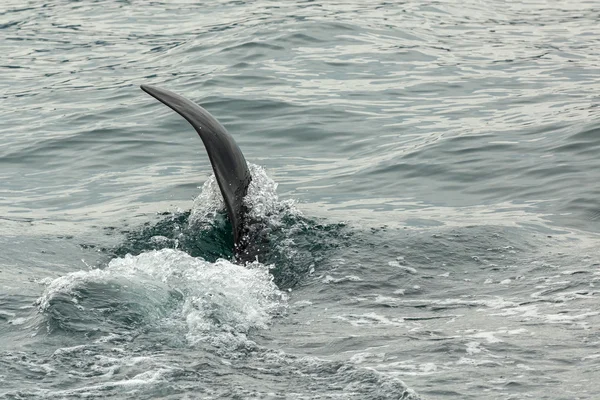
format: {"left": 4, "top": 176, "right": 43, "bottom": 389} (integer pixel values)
{"left": 140, "top": 84, "right": 252, "bottom": 250}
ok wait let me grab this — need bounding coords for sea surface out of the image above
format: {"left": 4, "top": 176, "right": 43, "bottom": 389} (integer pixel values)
{"left": 1, "top": 1, "right": 600, "bottom": 399}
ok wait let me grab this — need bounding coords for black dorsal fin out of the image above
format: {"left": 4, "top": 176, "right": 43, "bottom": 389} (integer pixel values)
{"left": 140, "top": 84, "right": 252, "bottom": 250}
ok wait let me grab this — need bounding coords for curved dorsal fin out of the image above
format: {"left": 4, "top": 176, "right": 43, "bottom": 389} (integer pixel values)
{"left": 140, "top": 84, "right": 252, "bottom": 250}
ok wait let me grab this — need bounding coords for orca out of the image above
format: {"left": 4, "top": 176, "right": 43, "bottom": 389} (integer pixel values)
{"left": 140, "top": 85, "right": 252, "bottom": 255}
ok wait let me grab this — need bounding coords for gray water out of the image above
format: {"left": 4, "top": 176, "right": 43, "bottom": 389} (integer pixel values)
{"left": 1, "top": 1, "right": 600, "bottom": 399}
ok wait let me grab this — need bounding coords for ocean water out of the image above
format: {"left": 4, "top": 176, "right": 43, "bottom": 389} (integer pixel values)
{"left": 1, "top": 1, "right": 600, "bottom": 399}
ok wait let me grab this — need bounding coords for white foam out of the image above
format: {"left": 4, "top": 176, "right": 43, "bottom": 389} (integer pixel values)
{"left": 47, "top": 367, "right": 174, "bottom": 397}
{"left": 456, "top": 357, "right": 501, "bottom": 366}
{"left": 188, "top": 173, "right": 226, "bottom": 227}
{"left": 293, "top": 300, "right": 313, "bottom": 308}
{"left": 8, "top": 317, "right": 28, "bottom": 325}
{"left": 37, "top": 249, "right": 287, "bottom": 346}
{"left": 388, "top": 260, "right": 417, "bottom": 274}
{"left": 188, "top": 163, "right": 301, "bottom": 229}
{"left": 51, "top": 345, "right": 89, "bottom": 357}
{"left": 245, "top": 164, "right": 296, "bottom": 221}
{"left": 466, "top": 341, "right": 483, "bottom": 355}
{"left": 333, "top": 312, "right": 405, "bottom": 327}
{"left": 112, "top": 250, "right": 288, "bottom": 343}
{"left": 468, "top": 331, "right": 503, "bottom": 344}
{"left": 322, "top": 275, "right": 362, "bottom": 284}
{"left": 370, "top": 296, "right": 518, "bottom": 310}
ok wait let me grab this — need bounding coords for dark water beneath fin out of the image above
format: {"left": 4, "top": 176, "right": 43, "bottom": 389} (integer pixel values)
{"left": 112, "top": 211, "right": 235, "bottom": 262}
{"left": 111, "top": 210, "right": 350, "bottom": 289}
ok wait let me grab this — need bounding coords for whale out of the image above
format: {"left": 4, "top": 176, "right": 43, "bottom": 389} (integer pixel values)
{"left": 140, "top": 84, "right": 252, "bottom": 256}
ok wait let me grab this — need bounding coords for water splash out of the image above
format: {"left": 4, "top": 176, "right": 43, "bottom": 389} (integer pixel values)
{"left": 37, "top": 249, "right": 287, "bottom": 345}
{"left": 188, "top": 163, "right": 300, "bottom": 229}
{"left": 111, "top": 164, "right": 347, "bottom": 288}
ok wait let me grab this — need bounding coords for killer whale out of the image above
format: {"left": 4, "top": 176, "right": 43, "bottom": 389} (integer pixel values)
{"left": 140, "top": 85, "right": 252, "bottom": 254}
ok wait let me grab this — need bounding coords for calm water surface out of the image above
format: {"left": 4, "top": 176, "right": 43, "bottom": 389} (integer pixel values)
{"left": 1, "top": 1, "right": 600, "bottom": 399}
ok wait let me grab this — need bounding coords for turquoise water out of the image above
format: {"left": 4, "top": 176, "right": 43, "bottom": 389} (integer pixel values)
{"left": 1, "top": 1, "right": 600, "bottom": 399}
